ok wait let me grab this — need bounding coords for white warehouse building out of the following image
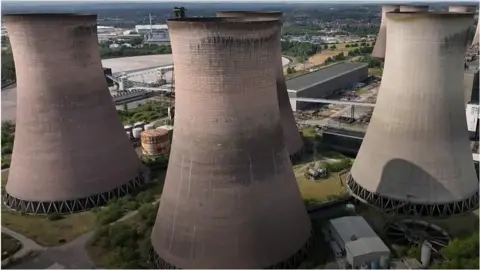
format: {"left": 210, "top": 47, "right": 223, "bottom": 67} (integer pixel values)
{"left": 328, "top": 216, "right": 391, "bottom": 268}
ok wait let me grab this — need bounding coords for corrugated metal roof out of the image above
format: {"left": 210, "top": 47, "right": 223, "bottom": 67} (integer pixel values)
{"left": 345, "top": 236, "right": 390, "bottom": 258}
{"left": 135, "top": 24, "right": 168, "bottom": 30}
{"left": 330, "top": 216, "right": 377, "bottom": 242}
{"left": 286, "top": 62, "right": 368, "bottom": 92}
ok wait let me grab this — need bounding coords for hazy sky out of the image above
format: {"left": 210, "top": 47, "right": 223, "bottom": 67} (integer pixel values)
{"left": 5, "top": 0, "right": 480, "bottom": 3}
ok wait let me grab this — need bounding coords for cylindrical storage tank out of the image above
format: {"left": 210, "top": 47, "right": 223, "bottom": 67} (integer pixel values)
{"left": 3, "top": 14, "right": 144, "bottom": 214}
{"left": 421, "top": 242, "right": 432, "bottom": 268}
{"left": 371, "top": 5, "right": 400, "bottom": 59}
{"left": 132, "top": 127, "right": 142, "bottom": 139}
{"left": 151, "top": 17, "right": 312, "bottom": 269}
{"left": 347, "top": 12, "right": 479, "bottom": 217}
{"left": 144, "top": 123, "right": 155, "bottom": 130}
{"left": 140, "top": 129, "right": 170, "bottom": 158}
{"left": 216, "top": 11, "right": 304, "bottom": 159}
{"left": 399, "top": 5, "right": 429, "bottom": 12}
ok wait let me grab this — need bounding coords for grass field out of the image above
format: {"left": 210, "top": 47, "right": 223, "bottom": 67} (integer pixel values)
{"left": 1, "top": 170, "right": 97, "bottom": 246}
{"left": 1, "top": 233, "right": 22, "bottom": 259}
{"left": 2, "top": 210, "right": 97, "bottom": 247}
{"left": 296, "top": 173, "right": 347, "bottom": 202}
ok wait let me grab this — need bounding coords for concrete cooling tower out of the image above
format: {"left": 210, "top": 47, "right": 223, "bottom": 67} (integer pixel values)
{"left": 448, "top": 6, "right": 478, "bottom": 46}
{"left": 3, "top": 14, "right": 146, "bottom": 214}
{"left": 399, "top": 5, "right": 429, "bottom": 12}
{"left": 216, "top": 11, "right": 304, "bottom": 160}
{"left": 371, "top": 5, "right": 400, "bottom": 59}
{"left": 448, "top": 6, "right": 476, "bottom": 13}
{"left": 473, "top": 17, "right": 480, "bottom": 45}
{"left": 150, "top": 18, "right": 312, "bottom": 269}
{"left": 346, "top": 12, "right": 479, "bottom": 217}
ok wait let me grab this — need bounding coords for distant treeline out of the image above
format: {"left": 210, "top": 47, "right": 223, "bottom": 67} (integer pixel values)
{"left": 281, "top": 40, "right": 323, "bottom": 62}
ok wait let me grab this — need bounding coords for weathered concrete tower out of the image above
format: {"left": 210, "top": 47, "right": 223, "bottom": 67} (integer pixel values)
{"left": 216, "top": 11, "right": 304, "bottom": 161}
{"left": 448, "top": 6, "right": 478, "bottom": 46}
{"left": 448, "top": 6, "right": 476, "bottom": 13}
{"left": 3, "top": 14, "right": 145, "bottom": 214}
{"left": 150, "top": 18, "right": 311, "bottom": 269}
{"left": 399, "top": 5, "right": 429, "bottom": 12}
{"left": 371, "top": 5, "right": 400, "bottom": 59}
{"left": 346, "top": 12, "right": 479, "bottom": 217}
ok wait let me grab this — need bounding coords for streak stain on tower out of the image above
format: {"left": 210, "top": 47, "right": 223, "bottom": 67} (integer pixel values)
{"left": 371, "top": 5, "right": 400, "bottom": 59}
{"left": 3, "top": 14, "right": 145, "bottom": 214}
{"left": 216, "top": 11, "right": 304, "bottom": 160}
{"left": 346, "top": 12, "right": 479, "bottom": 217}
{"left": 399, "top": 5, "right": 429, "bottom": 12}
{"left": 150, "top": 18, "right": 312, "bottom": 269}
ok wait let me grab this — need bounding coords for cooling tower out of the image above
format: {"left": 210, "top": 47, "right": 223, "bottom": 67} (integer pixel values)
{"left": 473, "top": 18, "right": 480, "bottom": 45}
{"left": 448, "top": 6, "right": 476, "bottom": 13}
{"left": 3, "top": 14, "right": 145, "bottom": 214}
{"left": 216, "top": 11, "right": 304, "bottom": 160}
{"left": 371, "top": 5, "right": 400, "bottom": 59}
{"left": 346, "top": 12, "right": 479, "bottom": 217}
{"left": 399, "top": 5, "right": 429, "bottom": 12}
{"left": 150, "top": 18, "right": 312, "bottom": 269}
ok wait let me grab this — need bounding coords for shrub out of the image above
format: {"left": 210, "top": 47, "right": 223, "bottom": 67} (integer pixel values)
{"left": 47, "top": 213, "right": 63, "bottom": 221}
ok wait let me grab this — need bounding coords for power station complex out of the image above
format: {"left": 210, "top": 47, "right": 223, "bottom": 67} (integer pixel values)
{"left": 1, "top": 3, "right": 479, "bottom": 270}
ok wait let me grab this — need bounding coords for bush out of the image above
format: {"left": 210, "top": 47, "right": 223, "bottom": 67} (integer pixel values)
{"left": 325, "top": 158, "right": 353, "bottom": 173}
{"left": 47, "top": 213, "right": 63, "bottom": 221}
{"left": 96, "top": 204, "right": 124, "bottom": 225}
{"left": 138, "top": 203, "right": 159, "bottom": 227}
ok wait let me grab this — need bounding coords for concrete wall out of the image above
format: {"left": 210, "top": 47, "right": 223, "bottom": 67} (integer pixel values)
{"left": 294, "top": 66, "right": 368, "bottom": 110}
{"left": 347, "top": 251, "right": 391, "bottom": 268}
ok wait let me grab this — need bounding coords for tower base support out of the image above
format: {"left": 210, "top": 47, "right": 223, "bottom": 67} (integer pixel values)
{"left": 3, "top": 168, "right": 150, "bottom": 215}
{"left": 151, "top": 231, "right": 314, "bottom": 269}
{"left": 345, "top": 174, "right": 479, "bottom": 217}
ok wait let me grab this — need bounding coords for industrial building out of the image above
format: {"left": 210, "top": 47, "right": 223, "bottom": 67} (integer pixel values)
{"left": 321, "top": 127, "right": 364, "bottom": 156}
{"left": 151, "top": 17, "right": 311, "bottom": 269}
{"left": 3, "top": 14, "right": 146, "bottom": 214}
{"left": 371, "top": 5, "right": 399, "bottom": 59}
{"left": 287, "top": 62, "right": 369, "bottom": 111}
{"left": 327, "top": 216, "right": 391, "bottom": 268}
{"left": 347, "top": 12, "right": 479, "bottom": 217}
{"left": 135, "top": 24, "right": 170, "bottom": 45}
{"left": 466, "top": 103, "right": 480, "bottom": 140}
{"left": 216, "top": 11, "right": 304, "bottom": 159}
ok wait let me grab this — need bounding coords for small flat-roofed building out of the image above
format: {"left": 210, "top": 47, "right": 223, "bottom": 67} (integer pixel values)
{"left": 328, "top": 216, "right": 391, "bottom": 268}
{"left": 287, "top": 62, "right": 368, "bottom": 111}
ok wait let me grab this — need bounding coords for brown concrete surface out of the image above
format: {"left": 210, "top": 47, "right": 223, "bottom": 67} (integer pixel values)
{"left": 216, "top": 11, "right": 303, "bottom": 156}
{"left": 151, "top": 18, "right": 311, "bottom": 269}
{"left": 4, "top": 14, "right": 141, "bottom": 202}
{"left": 371, "top": 5, "right": 400, "bottom": 59}
{"left": 351, "top": 12, "right": 478, "bottom": 205}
